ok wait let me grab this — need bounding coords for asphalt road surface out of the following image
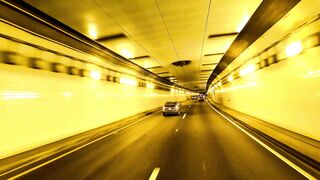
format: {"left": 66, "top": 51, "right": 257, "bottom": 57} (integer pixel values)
{"left": 18, "top": 102, "right": 305, "bottom": 180}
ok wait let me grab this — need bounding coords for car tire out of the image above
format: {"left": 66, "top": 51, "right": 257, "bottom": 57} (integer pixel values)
{"left": 163, "top": 112, "right": 166, "bottom": 116}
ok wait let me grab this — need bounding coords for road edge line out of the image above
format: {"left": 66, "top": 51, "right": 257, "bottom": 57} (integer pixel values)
{"left": 148, "top": 167, "right": 160, "bottom": 180}
{"left": 206, "top": 102, "right": 316, "bottom": 180}
{"left": 5, "top": 110, "right": 160, "bottom": 179}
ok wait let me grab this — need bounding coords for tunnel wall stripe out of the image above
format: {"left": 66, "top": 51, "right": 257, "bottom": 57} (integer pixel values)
{"left": 0, "top": 20, "right": 190, "bottom": 159}
{"left": 207, "top": 1, "right": 320, "bottom": 141}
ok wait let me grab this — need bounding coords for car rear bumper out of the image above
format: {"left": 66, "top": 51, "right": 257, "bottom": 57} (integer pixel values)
{"left": 163, "top": 110, "right": 180, "bottom": 115}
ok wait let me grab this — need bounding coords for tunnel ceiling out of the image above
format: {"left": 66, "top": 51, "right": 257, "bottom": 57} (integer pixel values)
{"left": 23, "top": 0, "right": 263, "bottom": 91}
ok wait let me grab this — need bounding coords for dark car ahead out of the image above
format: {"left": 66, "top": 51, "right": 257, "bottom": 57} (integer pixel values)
{"left": 162, "top": 102, "right": 181, "bottom": 116}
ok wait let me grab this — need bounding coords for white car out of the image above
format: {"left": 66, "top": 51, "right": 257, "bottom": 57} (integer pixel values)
{"left": 162, "top": 102, "right": 181, "bottom": 116}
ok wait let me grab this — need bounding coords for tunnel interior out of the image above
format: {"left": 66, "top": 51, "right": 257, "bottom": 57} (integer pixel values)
{"left": 0, "top": 0, "right": 319, "bottom": 179}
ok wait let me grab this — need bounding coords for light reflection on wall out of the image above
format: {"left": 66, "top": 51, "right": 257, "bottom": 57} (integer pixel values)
{"left": 285, "top": 41, "right": 302, "bottom": 57}
{"left": 304, "top": 70, "right": 320, "bottom": 78}
{"left": 62, "top": 92, "right": 73, "bottom": 97}
{"left": 2, "top": 91, "right": 40, "bottom": 100}
{"left": 215, "top": 82, "right": 257, "bottom": 93}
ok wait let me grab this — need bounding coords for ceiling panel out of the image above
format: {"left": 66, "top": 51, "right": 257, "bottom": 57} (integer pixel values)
{"left": 94, "top": 0, "right": 178, "bottom": 65}
{"left": 24, "top": 0, "right": 262, "bottom": 91}
{"left": 206, "top": 0, "right": 262, "bottom": 35}
{"left": 158, "top": 72, "right": 173, "bottom": 77}
{"left": 201, "top": 54, "right": 223, "bottom": 65}
{"left": 99, "top": 36, "right": 147, "bottom": 59}
{"left": 201, "top": 63, "right": 216, "bottom": 71}
{"left": 147, "top": 66, "right": 169, "bottom": 74}
{"left": 25, "top": 0, "right": 122, "bottom": 39}
{"left": 203, "top": 35, "right": 238, "bottom": 55}
{"left": 129, "top": 57, "right": 161, "bottom": 69}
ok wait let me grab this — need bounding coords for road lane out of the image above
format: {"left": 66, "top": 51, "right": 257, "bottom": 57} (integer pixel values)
{"left": 18, "top": 102, "right": 305, "bottom": 179}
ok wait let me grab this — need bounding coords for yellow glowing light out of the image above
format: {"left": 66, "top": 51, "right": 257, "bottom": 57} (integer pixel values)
{"left": 146, "top": 82, "right": 155, "bottom": 89}
{"left": 237, "top": 15, "right": 250, "bottom": 32}
{"left": 218, "top": 82, "right": 222, "bottom": 86}
{"left": 170, "top": 88, "right": 175, "bottom": 94}
{"left": 239, "top": 64, "right": 255, "bottom": 77}
{"left": 88, "top": 23, "right": 98, "bottom": 39}
{"left": 120, "top": 77, "right": 138, "bottom": 86}
{"left": 90, "top": 70, "right": 101, "bottom": 80}
{"left": 285, "top": 41, "right": 302, "bottom": 57}
{"left": 216, "top": 82, "right": 256, "bottom": 93}
{"left": 120, "top": 49, "right": 134, "bottom": 59}
{"left": 228, "top": 75, "right": 234, "bottom": 82}
{"left": 144, "top": 62, "right": 152, "bottom": 69}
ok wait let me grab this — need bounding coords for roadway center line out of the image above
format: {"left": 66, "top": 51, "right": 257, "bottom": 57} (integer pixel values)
{"left": 3, "top": 110, "right": 161, "bottom": 179}
{"left": 207, "top": 102, "right": 316, "bottom": 180}
{"left": 182, "top": 113, "right": 186, "bottom": 119}
{"left": 202, "top": 162, "right": 206, "bottom": 171}
{"left": 149, "top": 167, "right": 160, "bottom": 180}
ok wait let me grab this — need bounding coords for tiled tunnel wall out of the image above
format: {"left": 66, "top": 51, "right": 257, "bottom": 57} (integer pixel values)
{"left": 0, "top": 21, "right": 188, "bottom": 159}
{"left": 208, "top": 12, "right": 320, "bottom": 141}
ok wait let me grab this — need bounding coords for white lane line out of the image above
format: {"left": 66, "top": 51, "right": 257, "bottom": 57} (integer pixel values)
{"left": 149, "top": 167, "right": 160, "bottom": 180}
{"left": 175, "top": 128, "right": 179, "bottom": 132}
{"left": 207, "top": 103, "right": 316, "bottom": 180}
{"left": 202, "top": 162, "right": 206, "bottom": 171}
{"left": 4, "top": 111, "right": 160, "bottom": 179}
{"left": 182, "top": 113, "right": 186, "bottom": 119}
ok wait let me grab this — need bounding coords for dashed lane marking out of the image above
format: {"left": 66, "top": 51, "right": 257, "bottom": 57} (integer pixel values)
{"left": 202, "top": 162, "right": 206, "bottom": 171}
{"left": 149, "top": 167, "right": 160, "bottom": 180}
{"left": 4, "top": 111, "right": 160, "bottom": 179}
{"left": 182, "top": 113, "right": 186, "bottom": 119}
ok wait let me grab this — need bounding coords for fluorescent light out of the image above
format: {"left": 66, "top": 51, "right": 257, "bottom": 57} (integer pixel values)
{"left": 228, "top": 75, "right": 234, "bottom": 82}
{"left": 90, "top": 70, "right": 101, "bottom": 80}
{"left": 239, "top": 64, "right": 255, "bottom": 77}
{"left": 285, "top": 41, "right": 302, "bottom": 57}
{"left": 146, "top": 82, "right": 155, "bottom": 89}
{"left": 120, "top": 77, "right": 138, "bottom": 86}
{"left": 170, "top": 88, "right": 175, "bottom": 94}
{"left": 120, "top": 49, "right": 134, "bottom": 59}
{"left": 88, "top": 23, "right": 98, "bottom": 39}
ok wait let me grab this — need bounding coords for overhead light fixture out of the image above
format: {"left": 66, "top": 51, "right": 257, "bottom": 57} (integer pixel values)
{"left": 120, "top": 77, "right": 137, "bottom": 86}
{"left": 228, "top": 75, "right": 234, "bottom": 82}
{"left": 120, "top": 49, "right": 134, "bottom": 59}
{"left": 146, "top": 82, "right": 155, "bottom": 89}
{"left": 239, "top": 64, "right": 256, "bottom": 77}
{"left": 285, "top": 41, "right": 302, "bottom": 57}
{"left": 88, "top": 23, "right": 98, "bottom": 39}
{"left": 170, "top": 88, "right": 175, "bottom": 94}
{"left": 90, "top": 70, "right": 101, "bottom": 80}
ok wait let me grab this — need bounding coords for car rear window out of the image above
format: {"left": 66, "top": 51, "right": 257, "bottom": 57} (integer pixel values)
{"left": 164, "top": 102, "right": 177, "bottom": 107}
